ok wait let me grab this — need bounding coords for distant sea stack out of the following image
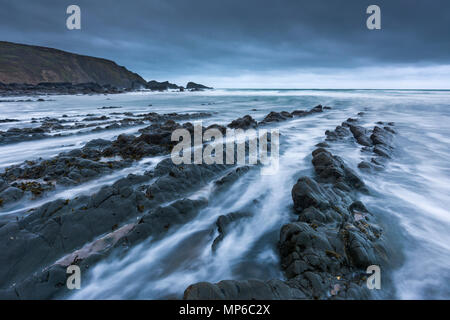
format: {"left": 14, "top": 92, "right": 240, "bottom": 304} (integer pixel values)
{"left": 0, "top": 41, "right": 147, "bottom": 89}
{"left": 147, "top": 80, "right": 213, "bottom": 91}
{"left": 147, "top": 80, "right": 182, "bottom": 91}
{"left": 186, "top": 82, "right": 213, "bottom": 90}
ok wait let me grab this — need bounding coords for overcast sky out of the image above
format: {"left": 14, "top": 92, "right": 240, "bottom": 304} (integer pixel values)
{"left": 1, "top": 0, "right": 449, "bottom": 88}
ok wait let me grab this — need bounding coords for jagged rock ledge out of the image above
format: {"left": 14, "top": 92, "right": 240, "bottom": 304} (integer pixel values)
{"left": 184, "top": 116, "right": 398, "bottom": 300}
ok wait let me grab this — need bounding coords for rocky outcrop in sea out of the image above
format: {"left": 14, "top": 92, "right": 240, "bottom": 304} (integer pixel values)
{"left": 183, "top": 114, "right": 398, "bottom": 300}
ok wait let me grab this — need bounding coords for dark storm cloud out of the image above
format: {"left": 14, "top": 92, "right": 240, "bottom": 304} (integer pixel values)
{"left": 0, "top": 0, "right": 449, "bottom": 84}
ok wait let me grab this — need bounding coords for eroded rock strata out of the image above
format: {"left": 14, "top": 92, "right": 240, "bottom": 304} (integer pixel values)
{"left": 0, "top": 111, "right": 212, "bottom": 145}
{"left": 184, "top": 116, "right": 397, "bottom": 300}
{"left": 0, "top": 105, "right": 348, "bottom": 299}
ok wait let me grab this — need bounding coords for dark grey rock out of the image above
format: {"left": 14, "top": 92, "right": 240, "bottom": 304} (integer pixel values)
{"left": 227, "top": 115, "right": 257, "bottom": 129}
{"left": 211, "top": 211, "right": 253, "bottom": 251}
{"left": 349, "top": 125, "right": 372, "bottom": 147}
{"left": 291, "top": 177, "right": 330, "bottom": 212}
{"left": 0, "top": 187, "right": 24, "bottom": 204}
{"left": 370, "top": 126, "right": 393, "bottom": 146}
{"left": 184, "top": 279, "right": 306, "bottom": 300}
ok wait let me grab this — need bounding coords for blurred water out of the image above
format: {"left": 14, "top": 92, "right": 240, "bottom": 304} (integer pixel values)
{"left": 1, "top": 89, "right": 449, "bottom": 299}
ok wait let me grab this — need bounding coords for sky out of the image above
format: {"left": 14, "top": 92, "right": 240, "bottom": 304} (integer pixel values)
{"left": 1, "top": 0, "right": 449, "bottom": 89}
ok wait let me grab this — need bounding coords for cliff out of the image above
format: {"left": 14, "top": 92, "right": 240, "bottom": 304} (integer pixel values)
{"left": 0, "top": 41, "right": 147, "bottom": 89}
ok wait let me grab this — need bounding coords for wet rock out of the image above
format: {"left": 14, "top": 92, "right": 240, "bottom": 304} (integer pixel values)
{"left": 98, "top": 106, "right": 122, "bottom": 110}
{"left": 12, "top": 181, "right": 54, "bottom": 197}
{"left": 280, "top": 199, "right": 382, "bottom": 299}
{"left": 146, "top": 160, "right": 229, "bottom": 203}
{"left": 355, "top": 124, "right": 396, "bottom": 172}
{"left": 346, "top": 230, "right": 378, "bottom": 268}
{"left": 371, "top": 157, "right": 386, "bottom": 166}
{"left": 311, "top": 148, "right": 365, "bottom": 190}
{"left": 123, "top": 198, "right": 208, "bottom": 246}
{"left": 358, "top": 161, "right": 374, "bottom": 171}
{"left": 82, "top": 115, "right": 110, "bottom": 121}
{"left": 291, "top": 177, "right": 330, "bottom": 212}
{"left": 384, "top": 126, "right": 396, "bottom": 134}
{"left": 0, "top": 111, "right": 212, "bottom": 146}
{"left": 0, "top": 178, "right": 8, "bottom": 193}
{"left": 325, "top": 126, "right": 350, "bottom": 141}
{"left": 279, "top": 221, "right": 349, "bottom": 295}
{"left": 83, "top": 138, "right": 112, "bottom": 151}
{"left": 277, "top": 121, "right": 397, "bottom": 299}
{"left": 280, "top": 111, "right": 293, "bottom": 118}
{"left": 206, "top": 124, "right": 227, "bottom": 134}
{"left": 261, "top": 111, "right": 290, "bottom": 123}
{"left": 2, "top": 196, "right": 210, "bottom": 299}
{"left": 0, "top": 126, "right": 49, "bottom": 145}
{"left": 0, "top": 118, "right": 19, "bottom": 123}
{"left": 184, "top": 279, "right": 306, "bottom": 300}
{"left": 299, "top": 206, "right": 341, "bottom": 224}
{"left": 349, "top": 125, "right": 372, "bottom": 147}
{"left": 310, "top": 105, "right": 323, "bottom": 113}
{"left": 291, "top": 110, "right": 307, "bottom": 116}
{"left": 227, "top": 115, "right": 257, "bottom": 129}
{"left": 0, "top": 170, "right": 156, "bottom": 289}
{"left": 344, "top": 118, "right": 358, "bottom": 124}
{"left": 211, "top": 211, "right": 253, "bottom": 251}
{"left": 373, "top": 144, "right": 392, "bottom": 158}
{"left": 315, "top": 142, "right": 330, "bottom": 148}
{"left": 213, "top": 166, "right": 250, "bottom": 192}
{"left": 226, "top": 104, "right": 331, "bottom": 128}
{"left": 0, "top": 187, "right": 24, "bottom": 204}
{"left": 370, "top": 126, "right": 393, "bottom": 146}
{"left": 349, "top": 201, "right": 368, "bottom": 214}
